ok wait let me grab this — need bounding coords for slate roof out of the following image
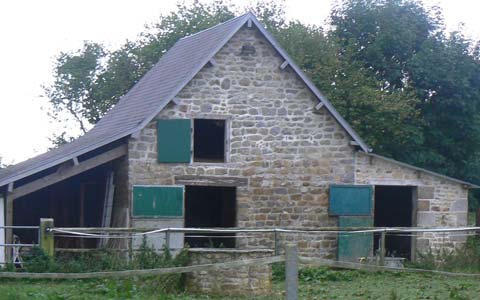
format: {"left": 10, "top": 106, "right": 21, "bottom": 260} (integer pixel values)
{"left": 1, "top": 12, "right": 476, "bottom": 188}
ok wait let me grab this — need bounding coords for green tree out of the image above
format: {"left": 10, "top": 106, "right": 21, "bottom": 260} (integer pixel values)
{"left": 330, "top": 0, "right": 442, "bottom": 89}
{"left": 273, "top": 20, "right": 423, "bottom": 160}
{"left": 408, "top": 32, "right": 480, "bottom": 180}
{"left": 44, "top": 0, "right": 237, "bottom": 144}
{"left": 330, "top": 0, "right": 480, "bottom": 182}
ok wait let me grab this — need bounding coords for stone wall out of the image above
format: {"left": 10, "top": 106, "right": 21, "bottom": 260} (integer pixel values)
{"left": 127, "top": 25, "right": 356, "bottom": 257}
{"left": 186, "top": 249, "right": 272, "bottom": 296}
{"left": 125, "top": 23, "right": 470, "bottom": 259}
{"left": 355, "top": 152, "right": 469, "bottom": 251}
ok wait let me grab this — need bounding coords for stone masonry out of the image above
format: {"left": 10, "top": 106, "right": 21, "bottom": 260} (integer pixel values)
{"left": 186, "top": 249, "right": 273, "bottom": 296}
{"left": 355, "top": 152, "right": 469, "bottom": 251}
{"left": 127, "top": 25, "right": 354, "bottom": 258}
{"left": 120, "top": 23, "right": 471, "bottom": 260}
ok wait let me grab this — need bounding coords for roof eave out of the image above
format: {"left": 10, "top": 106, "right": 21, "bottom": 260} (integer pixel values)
{"left": 0, "top": 129, "right": 134, "bottom": 187}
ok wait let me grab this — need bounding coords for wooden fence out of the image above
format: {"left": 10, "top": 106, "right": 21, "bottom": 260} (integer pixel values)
{"left": 2, "top": 219, "right": 480, "bottom": 300}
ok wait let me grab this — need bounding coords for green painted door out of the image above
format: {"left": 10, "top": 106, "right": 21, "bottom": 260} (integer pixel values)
{"left": 338, "top": 216, "right": 373, "bottom": 262}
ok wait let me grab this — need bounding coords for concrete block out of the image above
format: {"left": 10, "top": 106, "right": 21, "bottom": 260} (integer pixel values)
{"left": 132, "top": 218, "right": 184, "bottom": 253}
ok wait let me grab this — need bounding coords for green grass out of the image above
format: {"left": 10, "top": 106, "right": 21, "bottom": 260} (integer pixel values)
{"left": 1, "top": 269, "right": 479, "bottom": 300}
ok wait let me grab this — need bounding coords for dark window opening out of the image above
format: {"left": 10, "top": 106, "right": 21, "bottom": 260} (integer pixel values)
{"left": 374, "top": 185, "right": 414, "bottom": 259}
{"left": 193, "top": 119, "right": 225, "bottom": 162}
{"left": 184, "top": 186, "right": 236, "bottom": 248}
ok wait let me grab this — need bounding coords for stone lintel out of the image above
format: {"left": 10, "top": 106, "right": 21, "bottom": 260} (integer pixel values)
{"left": 175, "top": 175, "right": 248, "bottom": 187}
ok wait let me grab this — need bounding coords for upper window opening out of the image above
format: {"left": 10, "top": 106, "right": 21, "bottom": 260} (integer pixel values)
{"left": 193, "top": 119, "right": 225, "bottom": 163}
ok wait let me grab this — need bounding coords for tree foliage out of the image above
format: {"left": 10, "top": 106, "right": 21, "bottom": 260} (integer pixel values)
{"left": 44, "top": 0, "right": 480, "bottom": 188}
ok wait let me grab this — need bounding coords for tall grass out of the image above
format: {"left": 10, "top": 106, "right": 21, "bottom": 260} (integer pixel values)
{"left": 409, "top": 236, "right": 480, "bottom": 273}
{"left": 1, "top": 237, "right": 191, "bottom": 293}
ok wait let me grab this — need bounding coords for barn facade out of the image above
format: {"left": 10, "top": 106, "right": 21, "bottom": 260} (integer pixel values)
{"left": 0, "top": 13, "right": 475, "bottom": 264}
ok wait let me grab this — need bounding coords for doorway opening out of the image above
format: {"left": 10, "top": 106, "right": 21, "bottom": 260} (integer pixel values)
{"left": 184, "top": 186, "right": 236, "bottom": 248}
{"left": 374, "top": 185, "right": 414, "bottom": 259}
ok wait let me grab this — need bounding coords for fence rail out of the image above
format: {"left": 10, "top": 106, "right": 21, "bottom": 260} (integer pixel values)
{"left": 2, "top": 219, "right": 480, "bottom": 261}
{"left": 49, "top": 226, "right": 480, "bottom": 233}
{"left": 0, "top": 255, "right": 285, "bottom": 279}
{"left": 3, "top": 220, "right": 480, "bottom": 300}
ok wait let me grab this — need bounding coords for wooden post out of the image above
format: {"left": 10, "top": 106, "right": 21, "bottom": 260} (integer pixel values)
{"left": 0, "top": 195, "right": 4, "bottom": 264}
{"left": 165, "top": 229, "right": 170, "bottom": 251}
{"left": 274, "top": 229, "right": 280, "bottom": 255}
{"left": 285, "top": 243, "right": 298, "bottom": 300}
{"left": 379, "top": 230, "right": 386, "bottom": 266}
{"left": 79, "top": 184, "right": 85, "bottom": 248}
{"left": 5, "top": 194, "right": 13, "bottom": 263}
{"left": 39, "top": 218, "right": 54, "bottom": 257}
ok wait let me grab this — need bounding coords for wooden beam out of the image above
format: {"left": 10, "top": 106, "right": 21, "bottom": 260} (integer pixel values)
{"left": 7, "top": 183, "right": 13, "bottom": 193}
{"left": 280, "top": 60, "right": 289, "bottom": 70}
{"left": 247, "top": 19, "right": 252, "bottom": 28}
{"left": 174, "top": 175, "right": 248, "bottom": 187}
{"left": 79, "top": 184, "right": 85, "bottom": 248}
{"left": 0, "top": 194, "right": 5, "bottom": 264}
{"left": 130, "top": 130, "right": 141, "bottom": 139}
{"left": 4, "top": 193, "right": 13, "bottom": 263}
{"left": 171, "top": 97, "right": 180, "bottom": 105}
{"left": 350, "top": 141, "right": 359, "bottom": 146}
{"left": 72, "top": 157, "right": 79, "bottom": 166}
{"left": 208, "top": 59, "right": 217, "bottom": 67}
{"left": 315, "top": 102, "right": 324, "bottom": 110}
{"left": 10, "top": 145, "right": 127, "bottom": 199}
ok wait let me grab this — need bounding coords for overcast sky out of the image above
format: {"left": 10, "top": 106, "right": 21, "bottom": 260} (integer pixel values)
{"left": 0, "top": 0, "right": 479, "bottom": 164}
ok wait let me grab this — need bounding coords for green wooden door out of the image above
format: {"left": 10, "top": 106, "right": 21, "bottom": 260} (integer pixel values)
{"left": 338, "top": 216, "right": 373, "bottom": 262}
{"left": 329, "top": 184, "right": 373, "bottom": 261}
{"left": 157, "top": 119, "right": 191, "bottom": 163}
{"left": 329, "top": 185, "right": 373, "bottom": 215}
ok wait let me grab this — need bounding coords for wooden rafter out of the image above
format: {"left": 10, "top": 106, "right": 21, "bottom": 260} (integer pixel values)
{"left": 10, "top": 145, "right": 127, "bottom": 199}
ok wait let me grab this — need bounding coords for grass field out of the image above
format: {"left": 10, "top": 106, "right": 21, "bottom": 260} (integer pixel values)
{"left": 0, "top": 268, "right": 479, "bottom": 300}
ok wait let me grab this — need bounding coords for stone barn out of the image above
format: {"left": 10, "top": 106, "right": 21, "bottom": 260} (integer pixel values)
{"left": 0, "top": 13, "right": 476, "bottom": 264}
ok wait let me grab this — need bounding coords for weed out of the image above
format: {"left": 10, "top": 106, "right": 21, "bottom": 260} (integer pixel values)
{"left": 15, "top": 237, "right": 191, "bottom": 294}
{"left": 389, "top": 289, "right": 398, "bottom": 300}
{"left": 299, "top": 267, "right": 361, "bottom": 282}
{"left": 271, "top": 262, "right": 285, "bottom": 281}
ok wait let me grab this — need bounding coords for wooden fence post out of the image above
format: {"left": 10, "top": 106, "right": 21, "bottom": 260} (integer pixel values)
{"left": 285, "top": 243, "right": 298, "bottom": 300}
{"left": 379, "top": 230, "right": 386, "bottom": 266}
{"left": 274, "top": 229, "right": 280, "bottom": 255}
{"left": 39, "top": 218, "right": 54, "bottom": 257}
{"left": 165, "top": 229, "right": 170, "bottom": 251}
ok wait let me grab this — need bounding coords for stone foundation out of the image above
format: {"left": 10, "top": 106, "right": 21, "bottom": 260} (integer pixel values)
{"left": 186, "top": 248, "right": 273, "bottom": 296}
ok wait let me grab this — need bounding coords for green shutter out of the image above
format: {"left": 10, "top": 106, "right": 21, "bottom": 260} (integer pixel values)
{"left": 329, "top": 185, "right": 373, "bottom": 216}
{"left": 157, "top": 119, "right": 191, "bottom": 163}
{"left": 338, "top": 216, "right": 373, "bottom": 262}
{"left": 133, "top": 186, "right": 183, "bottom": 217}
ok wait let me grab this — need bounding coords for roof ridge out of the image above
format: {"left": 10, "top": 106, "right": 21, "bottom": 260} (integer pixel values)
{"left": 179, "top": 13, "right": 250, "bottom": 41}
